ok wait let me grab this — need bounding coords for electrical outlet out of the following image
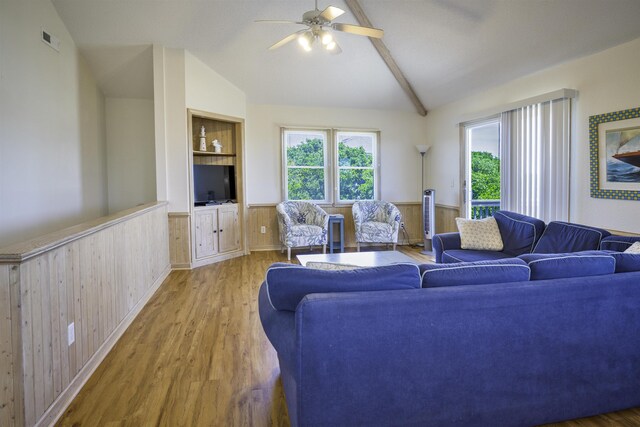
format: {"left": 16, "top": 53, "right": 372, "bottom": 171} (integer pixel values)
{"left": 260, "top": 226, "right": 266, "bottom": 234}
{"left": 400, "top": 222, "right": 406, "bottom": 228}
{"left": 68, "top": 322, "right": 75, "bottom": 346}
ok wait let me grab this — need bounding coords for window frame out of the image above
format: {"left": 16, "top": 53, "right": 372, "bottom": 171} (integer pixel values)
{"left": 281, "top": 127, "right": 381, "bottom": 205}
{"left": 281, "top": 128, "right": 331, "bottom": 204}
{"left": 334, "top": 130, "right": 380, "bottom": 204}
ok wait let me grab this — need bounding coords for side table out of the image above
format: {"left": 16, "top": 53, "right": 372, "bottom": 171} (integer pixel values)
{"left": 328, "top": 214, "right": 344, "bottom": 253}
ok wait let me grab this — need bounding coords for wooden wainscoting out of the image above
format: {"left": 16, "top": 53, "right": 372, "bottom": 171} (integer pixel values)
{"left": 0, "top": 202, "right": 171, "bottom": 426}
{"left": 168, "top": 213, "right": 191, "bottom": 269}
{"left": 247, "top": 203, "right": 461, "bottom": 251}
{"left": 436, "top": 204, "right": 460, "bottom": 234}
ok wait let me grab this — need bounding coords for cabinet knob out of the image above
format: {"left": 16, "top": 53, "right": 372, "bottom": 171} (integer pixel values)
{"left": 220, "top": 229, "right": 223, "bottom": 232}
{"left": 213, "top": 230, "right": 217, "bottom": 233}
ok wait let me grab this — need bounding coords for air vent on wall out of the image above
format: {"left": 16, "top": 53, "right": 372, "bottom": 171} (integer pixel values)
{"left": 41, "top": 29, "right": 60, "bottom": 52}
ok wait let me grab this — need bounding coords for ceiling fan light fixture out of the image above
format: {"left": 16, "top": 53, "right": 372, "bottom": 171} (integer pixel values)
{"left": 298, "top": 31, "right": 313, "bottom": 48}
{"left": 320, "top": 30, "right": 333, "bottom": 45}
{"left": 325, "top": 40, "right": 337, "bottom": 50}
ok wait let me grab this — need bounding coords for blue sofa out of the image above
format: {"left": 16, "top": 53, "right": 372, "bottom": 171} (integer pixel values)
{"left": 259, "top": 257, "right": 640, "bottom": 426}
{"left": 433, "top": 211, "right": 613, "bottom": 263}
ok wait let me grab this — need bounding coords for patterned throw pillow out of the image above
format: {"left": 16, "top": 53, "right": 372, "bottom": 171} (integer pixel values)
{"left": 455, "top": 216, "right": 504, "bottom": 251}
{"left": 624, "top": 241, "right": 640, "bottom": 254}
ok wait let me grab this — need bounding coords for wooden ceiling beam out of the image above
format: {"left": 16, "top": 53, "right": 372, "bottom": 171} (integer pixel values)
{"left": 344, "top": 0, "right": 428, "bottom": 116}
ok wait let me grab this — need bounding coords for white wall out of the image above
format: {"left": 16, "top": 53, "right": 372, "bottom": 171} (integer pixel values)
{"left": 184, "top": 52, "right": 246, "bottom": 119}
{"left": 425, "top": 37, "right": 640, "bottom": 234}
{"left": 245, "top": 104, "right": 428, "bottom": 204}
{"left": 0, "top": 0, "right": 107, "bottom": 246}
{"left": 153, "top": 48, "right": 247, "bottom": 213}
{"left": 105, "top": 98, "right": 156, "bottom": 213}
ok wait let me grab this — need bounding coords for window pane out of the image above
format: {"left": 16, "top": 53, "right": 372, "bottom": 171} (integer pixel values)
{"left": 286, "top": 132, "right": 325, "bottom": 167}
{"left": 338, "top": 134, "right": 374, "bottom": 167}
{"left": 287, "top": 168, "right": 325, "bottom": 201}
{"left": 467, "top": 121, "right": 500, "bottom": 219}
{"left": 339, "top": 169, "right": 374, "bottom": 200}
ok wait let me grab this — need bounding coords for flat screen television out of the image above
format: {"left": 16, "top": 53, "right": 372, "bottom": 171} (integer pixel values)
{"left": 193, "top": 165, "right": 236, "bottom": 204}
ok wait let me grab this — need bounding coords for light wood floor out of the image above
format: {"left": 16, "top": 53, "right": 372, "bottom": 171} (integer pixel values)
{"left": 57, "top": 247, "right": 640, "bottom": 426}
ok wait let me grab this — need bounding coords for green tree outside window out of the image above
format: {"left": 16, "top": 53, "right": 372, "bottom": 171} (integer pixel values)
{"left": 471, "top": 151, "right": 500, "bottom": 200}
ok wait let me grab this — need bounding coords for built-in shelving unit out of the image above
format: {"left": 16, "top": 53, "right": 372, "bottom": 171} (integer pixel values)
{"left": 187, "top": 109, "right": 247, "bottom": 268}
{"left": 192, "top": 151, "right": 236, "bottom": 157}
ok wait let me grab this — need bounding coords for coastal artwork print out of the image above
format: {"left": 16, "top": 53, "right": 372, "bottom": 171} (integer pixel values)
{"left": 606, "top": 126, "right": 640, "bottom": 182}
{"left": 590, "top": 106, "right": 640, "bottom": 201}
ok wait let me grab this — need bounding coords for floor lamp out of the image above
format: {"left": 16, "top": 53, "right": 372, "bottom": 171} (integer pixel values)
{"left": 416, "top": 144, "right": 431, "bottom": 252}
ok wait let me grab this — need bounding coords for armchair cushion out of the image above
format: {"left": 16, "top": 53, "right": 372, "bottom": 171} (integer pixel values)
{"left": 352, "top": 201, "right": 401, "bottom": 244}
{"left": 533, "top": 221, "right": 611, "bottom": 254}
{"left": 276, "top": 201, "right": 329, "bottom": 248}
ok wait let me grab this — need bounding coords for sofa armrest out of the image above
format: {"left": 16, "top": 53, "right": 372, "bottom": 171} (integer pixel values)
{"left": 432, "top": 232, "right": 461, "bottom": 263}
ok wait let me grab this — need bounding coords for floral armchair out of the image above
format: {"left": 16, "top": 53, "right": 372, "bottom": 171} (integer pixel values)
{"left": 352, "top": 201, "right": 402, "bottom": 251}
{"left": 276, "top": 201, "right": 330, "bottom": 260}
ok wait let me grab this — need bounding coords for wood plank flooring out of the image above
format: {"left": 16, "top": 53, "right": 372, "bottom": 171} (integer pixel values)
{"left": 56, "top": 247, "right": 640, "bottom": 427}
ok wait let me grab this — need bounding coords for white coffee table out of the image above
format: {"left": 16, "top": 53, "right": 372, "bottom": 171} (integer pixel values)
{"left": 296, "top": 250, "right": 418, "bottom": 267}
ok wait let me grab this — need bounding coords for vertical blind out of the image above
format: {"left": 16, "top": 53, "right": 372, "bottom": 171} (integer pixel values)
{"left": 500, "top": 97, "right": 571, "bottom": 222}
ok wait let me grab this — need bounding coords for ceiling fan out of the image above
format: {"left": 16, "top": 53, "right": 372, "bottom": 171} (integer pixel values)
{"left": 256, "top": 0, "right": 384, "bottom": 54}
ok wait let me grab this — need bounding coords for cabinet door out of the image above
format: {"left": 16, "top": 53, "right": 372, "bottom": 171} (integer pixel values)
{"left": 218, "top": 205, "right": 240, "bottom": 253}
{"left": 194, "top": 209, "right": 218, "bottom": 259}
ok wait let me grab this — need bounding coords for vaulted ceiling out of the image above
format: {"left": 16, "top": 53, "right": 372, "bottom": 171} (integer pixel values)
{"left": 52, "top": 0, "right": 640, "bottom": 113}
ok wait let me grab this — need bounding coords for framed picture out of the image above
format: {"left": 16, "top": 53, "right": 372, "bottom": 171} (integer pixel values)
{"left": 589, "top": 107, "right": 640, "bottom": 200}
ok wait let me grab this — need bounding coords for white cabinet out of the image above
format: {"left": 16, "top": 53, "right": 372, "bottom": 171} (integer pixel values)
{"left": 217, "top": 205, "right": 240, "bottom": 253}
{"left": 193, "top": 204, "right": 239, "bottom": 261}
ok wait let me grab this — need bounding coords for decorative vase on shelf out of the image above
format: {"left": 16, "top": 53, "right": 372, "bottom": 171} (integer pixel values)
{"left": 199, "top": 126, "right": 207, "bottom": 151}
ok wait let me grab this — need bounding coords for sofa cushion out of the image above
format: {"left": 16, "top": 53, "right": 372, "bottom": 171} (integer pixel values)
{"left": 493, "top": 211, "right": 546, "bottom": 256}
{"left": 533, "top": 221, "right": 611, "bottom": 254}
{"left": 455, "top": 216, "right": 504, "bottom": 251}
{"left": 606, "top": 251, "right": 640, "bottom": 273}
{"left": 419, "top": 258, "right": 530, "bottom": 288}
{"left": 265, "top": 262, "right": 421, "bottom": 311}
{"left": 519, "top": 251, "right": 615, "bottom": 280}
{"left": 600, "top": 235, "right": 640, "bottom": 252}
{"left": 625, "top": 241, "right": 640, "bottom": 254}
{"left": 442, "top": 249, "right": 514, "bottom": 263}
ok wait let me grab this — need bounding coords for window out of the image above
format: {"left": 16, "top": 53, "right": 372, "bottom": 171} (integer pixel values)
{"left": 462, "top": 119, "right": 501, "bottom": 219}
{"left": 282, "top": 128, "right": 379, "bottom": 203}
{"left": 283, "top": 129, "right": 329, "bottom": 202}
{"left": 336, "top": 131, "right": 377, "bottom": 202}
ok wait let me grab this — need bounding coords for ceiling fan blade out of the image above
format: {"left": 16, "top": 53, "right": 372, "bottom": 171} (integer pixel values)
{"left": 268, "top": 30, "right": 306, "bottom": 50}
{"left": 319, "top": 6, "right": 345, "bottom": 21}
{"left": 255, "top": 20, "right": 303, "bottom": 25}
{"left": 331, "top": 23, "right": 384, "bottom": 39}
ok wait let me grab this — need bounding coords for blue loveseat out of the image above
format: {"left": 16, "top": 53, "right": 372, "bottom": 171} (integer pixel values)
{"left": 259, "top": 256, "right": 640, "bottom": 426}
{"left": 433, "top": 210, "right": 614, "bottom": 263}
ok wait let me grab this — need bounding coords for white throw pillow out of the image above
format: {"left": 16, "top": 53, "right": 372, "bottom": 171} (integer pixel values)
{"left": 624, "top": 241, "right": 640, "bottom": 254}
{"left": 305, "top": 261, "right": 361, "bottom": 270}
{"left": 455, "top": 216, "right": 504, "bottom": 251}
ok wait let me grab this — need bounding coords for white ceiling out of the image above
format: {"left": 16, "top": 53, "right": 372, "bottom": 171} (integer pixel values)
{"left": 52, "top": 0, "right": 640, "bottom": 112}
